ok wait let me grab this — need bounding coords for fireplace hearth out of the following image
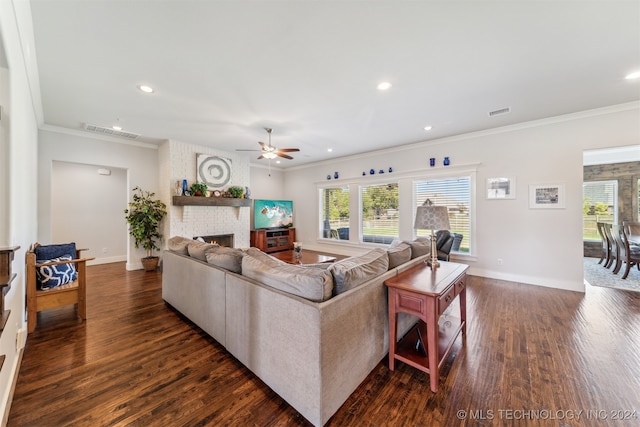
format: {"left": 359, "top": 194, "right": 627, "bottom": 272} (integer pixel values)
{"left": 194, "top": 234, "right": 234, "bottom": 248}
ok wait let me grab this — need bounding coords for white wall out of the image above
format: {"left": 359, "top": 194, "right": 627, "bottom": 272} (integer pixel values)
{"left": 51, "top": 161, "right": 127, "bottom": 264}
{"left": 38, "top": 128, "right": 159, "bottom": 270}
{"left": 0, "top": 0, "right": 40, "bottom": 421}
{"left": 284, "top": 103, "right": 640, "bottom": 292}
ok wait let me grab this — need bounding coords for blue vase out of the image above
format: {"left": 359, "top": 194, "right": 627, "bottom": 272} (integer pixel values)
{"left": 182, "top": 179, "right": 188, "bottom": 193}
{"left": 444, "top": 157, "right": 450, "bottom": 166}
{"left": 362, "top": 171, "right": 366, "bottom": 176}
{"left": 327, "top": 174, "right": 331, "bottom": 180}
{"left": 429, "top": 158, "right": 435, "bottom": 167}
{"left": 334, "top": 171, "right": 339, "bottom": 179}
{"left": 370, "top": 169, "right": 375, "bottom": 175}
{"left": 388, "top": 167, "right": 393, "bottom": 173}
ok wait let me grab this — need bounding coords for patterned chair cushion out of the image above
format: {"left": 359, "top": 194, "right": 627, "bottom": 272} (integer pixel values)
{"left": 36, "top": 255, "right": 78, "bottom": 290}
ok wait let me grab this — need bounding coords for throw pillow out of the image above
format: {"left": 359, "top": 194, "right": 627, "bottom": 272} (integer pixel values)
{"left": 36, "top": 255, "right": 78, "bottom": 290}
{"left": 34, "top": 242, "right": 76, "bottom": 261}
{"left": 387, "top": 242, "right": 411, "bottom": 269}
{"left": 187, "top": 241, "right": 218, "bottom": 261}
{"left": 329, "top": 248, "right": 389, "bottom": 295}
{"left": 407, "top": 237, "right": 431, "bottom": 259}
{"left": 205, "top": 247, "right": 245, "bottom": 273}
{"left": 168, "top": 236, "right": 191, "bottom": 255}
{"left": 245, "top": 247, "right": 288, "bottom": 268}
{"left": 242, "top": 255, "right": 334, "bottom": 302}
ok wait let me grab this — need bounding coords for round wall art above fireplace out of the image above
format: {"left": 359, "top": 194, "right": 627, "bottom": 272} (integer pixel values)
{"left": 197, "top": 154, "right": 232, "bottom": 188}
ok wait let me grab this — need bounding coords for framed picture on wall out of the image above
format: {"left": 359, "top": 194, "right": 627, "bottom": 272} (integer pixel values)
{"left": 529, "top": 184, "right": 565, "bottom": 209}
{"left": 487, "top": 177, "right": 516, "bottom": 200}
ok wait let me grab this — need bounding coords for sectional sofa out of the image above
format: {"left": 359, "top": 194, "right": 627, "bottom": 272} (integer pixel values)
{"left": 162, "top": 236, "right": 433, "bottom": 426}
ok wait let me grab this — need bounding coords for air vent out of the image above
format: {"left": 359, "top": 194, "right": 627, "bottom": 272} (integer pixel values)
{"left": 83, "top": 123, "right": 140, "bottom": 139}
{"left": 488, "top": 107, "right": 511, "bottom": 117}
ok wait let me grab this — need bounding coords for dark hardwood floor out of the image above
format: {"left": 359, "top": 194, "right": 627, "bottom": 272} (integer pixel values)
{"left": 8, "top": 262, "right": 640, "bottom": 426}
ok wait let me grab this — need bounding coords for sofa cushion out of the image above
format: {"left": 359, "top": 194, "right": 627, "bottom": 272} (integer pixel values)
{"left": 387, "top": 242, "right": 411, "bottom": 269}
{"left": 36, "top": 255, "right": 78, "bottom": 290}
{"left": 167, "top": 236, "right": 192, "bottom": 255}
{"left": 242, "top": 255, "right": 334, "bottom": 302}
{"left": 407, "top": 237, "right": 431, "bottom": 259}
{"left": 329, "top": 248, "right": 389, "bottom": 295}
{"left": 205, "top": 247, "right": 245, "bottom": 273}
{"left": 245, "top": 247, "right": 287, "bottom": 267}
{"left": 187, "top": 241, "right": 219, "bottom": 261}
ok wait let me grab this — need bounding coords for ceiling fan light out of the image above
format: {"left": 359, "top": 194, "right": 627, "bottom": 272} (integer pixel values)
{"left": 263, "top": 152, "right": 277, "bottom": 159}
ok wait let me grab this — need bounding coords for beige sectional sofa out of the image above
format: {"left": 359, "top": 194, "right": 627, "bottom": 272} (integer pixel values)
{"left": 162, "top": 237, "right": 430, "bottom": 426}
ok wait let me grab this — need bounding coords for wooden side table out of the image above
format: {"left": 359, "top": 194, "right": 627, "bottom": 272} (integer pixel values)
{"left": 384, "top": 261, "right": 468, "bottom": 392}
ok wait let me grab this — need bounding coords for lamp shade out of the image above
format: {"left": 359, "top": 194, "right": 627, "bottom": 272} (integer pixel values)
{"left": 414, "top": 203, "right": 450, "bottom": 231}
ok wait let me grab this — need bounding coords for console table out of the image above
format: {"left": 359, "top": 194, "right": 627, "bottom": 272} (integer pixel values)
{"left": 384, "top": 261, "right": 468, "bottom": 392}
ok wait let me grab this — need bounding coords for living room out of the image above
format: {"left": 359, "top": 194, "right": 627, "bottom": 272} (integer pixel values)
{"left": 1, "top": 1, "right": 640, "bottom": 425}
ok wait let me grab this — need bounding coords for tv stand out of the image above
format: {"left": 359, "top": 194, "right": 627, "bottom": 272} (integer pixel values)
{"left": 250, "top": 228, "right": 295, "bottom": 253}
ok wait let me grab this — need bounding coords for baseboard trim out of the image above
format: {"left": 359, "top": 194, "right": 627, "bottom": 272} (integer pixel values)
{"left": 2, "top": 347, "right": 24, "bottom": 427}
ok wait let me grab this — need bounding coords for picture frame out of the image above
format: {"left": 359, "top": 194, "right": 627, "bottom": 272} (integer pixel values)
{"left": 529, "top": 184, "right": 565, "bottom": 209}
{"left": 486, "top": 177, "right": 516, "bottom": 200}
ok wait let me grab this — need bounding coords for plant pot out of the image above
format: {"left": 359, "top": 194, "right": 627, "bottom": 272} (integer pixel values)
{"left": 141, "top": 256, "right": 159, "bottom": 272}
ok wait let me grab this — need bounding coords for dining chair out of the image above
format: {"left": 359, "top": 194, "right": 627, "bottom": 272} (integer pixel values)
{"left": 596, "top": 222, "right": 609, "bottom": 265}
{"left": 622, "top": 221, "right": 640, "bottom": 248}
{"left": 617, "top": 226, "right": 640, "bottom": 279}
{"left": 602, "top": 223, "right": 617, "bottom": 269}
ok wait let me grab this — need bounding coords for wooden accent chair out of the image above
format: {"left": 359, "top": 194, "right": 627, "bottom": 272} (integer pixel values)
{"left": 26, "top": 243, "right": 94, "bottom": 333}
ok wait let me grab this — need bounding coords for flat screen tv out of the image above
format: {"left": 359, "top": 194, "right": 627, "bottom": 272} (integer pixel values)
{"left": 254, "top": 199, "right": 294, "bottom": 229}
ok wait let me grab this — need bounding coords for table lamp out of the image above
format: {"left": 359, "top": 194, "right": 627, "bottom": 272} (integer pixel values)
{"left": 414, "top": 199, "right": 450, "bottom": 269}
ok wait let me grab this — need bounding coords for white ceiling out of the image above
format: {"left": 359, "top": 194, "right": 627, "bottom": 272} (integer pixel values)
{"left": 29, "top": 0, "right": 640, "bottom": 168}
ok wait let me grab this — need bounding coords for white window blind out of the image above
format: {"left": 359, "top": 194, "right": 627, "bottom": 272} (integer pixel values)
{"left": 415, "top": 176, "right": 471, "bottom": 254}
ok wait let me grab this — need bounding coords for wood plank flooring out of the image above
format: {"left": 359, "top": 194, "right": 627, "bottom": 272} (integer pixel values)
{"left": 7, "top": 262, "right": 640, "bottom": 426}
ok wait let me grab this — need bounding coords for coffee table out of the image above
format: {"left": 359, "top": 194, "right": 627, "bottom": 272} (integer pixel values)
{"left": 270, "top": 250, "right": 337, "bottom": 265}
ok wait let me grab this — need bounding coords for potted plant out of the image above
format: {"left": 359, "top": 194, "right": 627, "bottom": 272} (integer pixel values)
{"left": 190, "top": 182, "right": 208, "bottom": 196}
{"left": 124, "top": 186, "right": 167, "bottom": 271}
{"left": 228, "top": 186, "right": 245, "bottom": 198}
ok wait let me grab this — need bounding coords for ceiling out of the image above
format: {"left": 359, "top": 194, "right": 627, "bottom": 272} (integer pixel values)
{"left": 28, "top": 1, "right": 640, "bottom": 168}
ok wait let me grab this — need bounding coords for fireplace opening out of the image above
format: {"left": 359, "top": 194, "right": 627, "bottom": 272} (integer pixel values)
{"left": 193, "top": 234, "right": 234, "bottom": 248}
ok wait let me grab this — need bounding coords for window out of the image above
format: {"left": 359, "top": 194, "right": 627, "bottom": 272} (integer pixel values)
{"left": 415, "top": 177, "right": 471, "bottom": 254}
{"left": 361, "top": 183, "right": 399, "bottom": 244}
{"left": 320, "top": 187, "right": 350, "bottom": 240}
{"left": 583, "top": 180, "right": 617, "bottom": 240}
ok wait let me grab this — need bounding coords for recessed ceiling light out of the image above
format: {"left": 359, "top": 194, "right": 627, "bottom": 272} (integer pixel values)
{"left": 276, "top": 160, "right": 281, "bottom": 164}
{"left": 625, "top": 71, "right": 640, "bottom": 80}
{"left": 112, "top": 125, "right": 122, "bottom": 131}
{"left": 424, "top": 126, "right": 432, "bottom": 131}
{"left": 327, "top": 148, "right": 333, "bottom": 152}
{"left": 138, "top": 85, "right": 154, "bottom": 93}
{"left": 377, "top": 82, "right": 392, "bottom": 91}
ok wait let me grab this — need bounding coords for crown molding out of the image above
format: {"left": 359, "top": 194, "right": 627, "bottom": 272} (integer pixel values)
{"left": 286, "top": 101, "right": 640, "bottom": 173}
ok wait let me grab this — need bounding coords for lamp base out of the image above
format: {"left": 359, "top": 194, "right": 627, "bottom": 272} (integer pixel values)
{"left": 426, "top": 232, "right": 440, "bottom": 270}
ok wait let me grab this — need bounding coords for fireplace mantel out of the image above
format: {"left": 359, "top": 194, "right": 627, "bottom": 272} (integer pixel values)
{"left": 172, "top": 196, "right": 251, "bottom": 207}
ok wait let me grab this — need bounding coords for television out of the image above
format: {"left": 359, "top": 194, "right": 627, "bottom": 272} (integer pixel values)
{"left": 253, "top": 199, "right": 294, "bottom": 229}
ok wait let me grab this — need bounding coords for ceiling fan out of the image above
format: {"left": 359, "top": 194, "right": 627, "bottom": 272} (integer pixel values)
{"left": 237, "top": 128, "right": 300, "bottom": 160}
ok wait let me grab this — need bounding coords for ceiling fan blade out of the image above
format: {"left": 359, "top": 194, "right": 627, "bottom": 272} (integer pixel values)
{"left": 258, "top": 141, "right": 268, "bottom": 149}
{"left": 276, "top": 152, "right": 294, "bottom": 160}
{"left": 257, "top": 154, "right": 265, "bottom": 160}
{"left": 278, "top": 148, "right": 300, "bottom": 152}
